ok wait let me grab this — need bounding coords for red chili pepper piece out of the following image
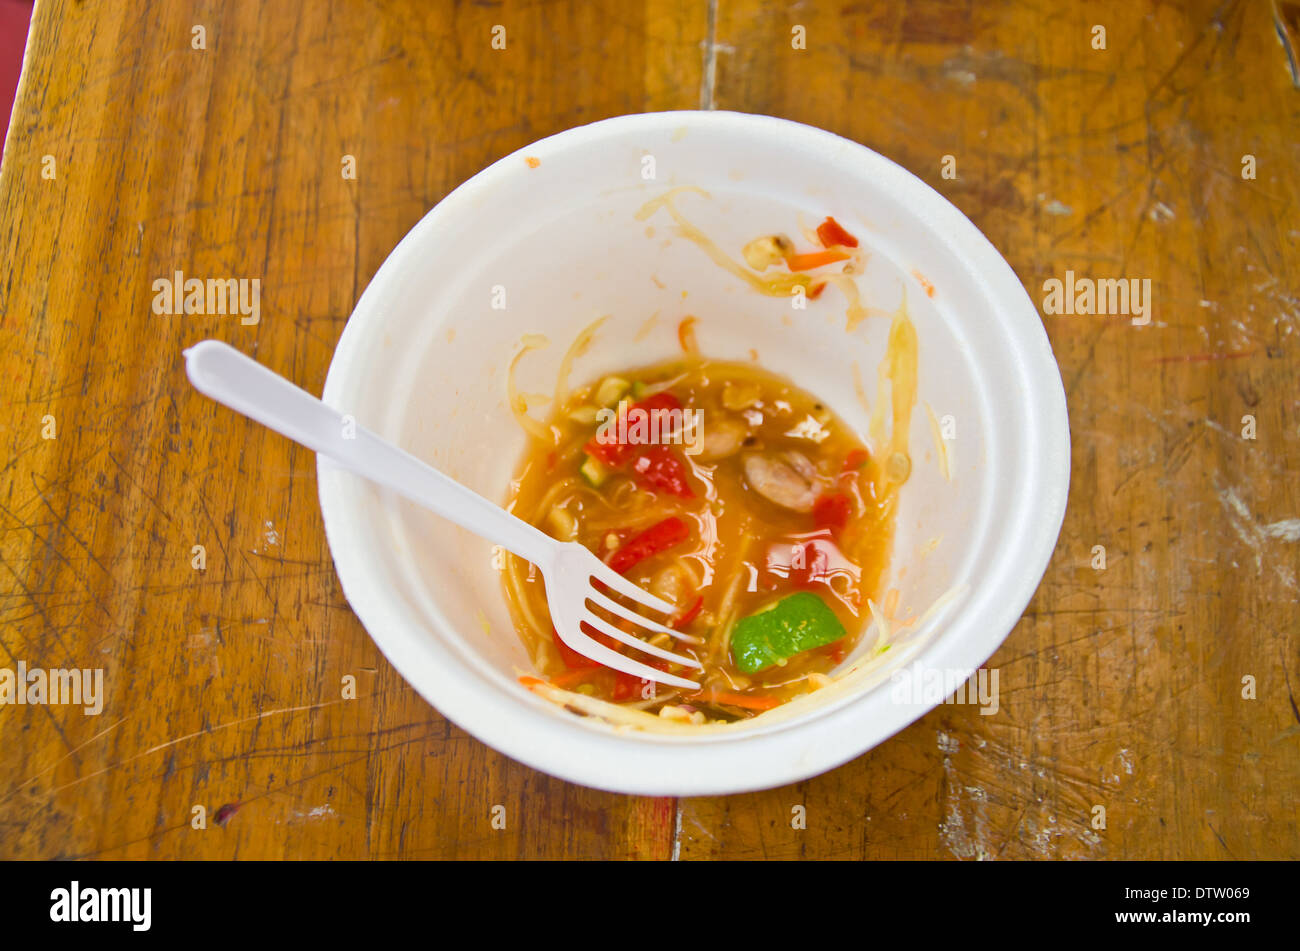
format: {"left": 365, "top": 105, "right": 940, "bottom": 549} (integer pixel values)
{"left": 812, "top": 491, "right": 852, "bottom": 533}
{"left": 671, "top": 594, "right": 704, "bottom": 629}
{"left": 632, "top": 445, "right": 695, "bottom": 497}
{"left": 843, "top": 448, "right": 870, "bottom": 471}
{"left": 816, "top": 216, "right": 859, "bottom": 249}
{"left": 606, "top": 516, "right": 690, "bottom": 575}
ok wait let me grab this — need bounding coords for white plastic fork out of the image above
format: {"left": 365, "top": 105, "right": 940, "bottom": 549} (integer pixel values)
{"left": 183, "top": 339, "right": 703, "bottom": 690}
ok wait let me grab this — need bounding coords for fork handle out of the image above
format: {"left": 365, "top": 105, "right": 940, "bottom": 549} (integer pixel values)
{"left": 184, "top": 340, "right": 557, "bottom": 567}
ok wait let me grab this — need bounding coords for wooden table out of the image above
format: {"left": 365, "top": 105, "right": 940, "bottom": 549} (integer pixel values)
{"left": 1, "top": 0, "right": 1296, "bottom": 860}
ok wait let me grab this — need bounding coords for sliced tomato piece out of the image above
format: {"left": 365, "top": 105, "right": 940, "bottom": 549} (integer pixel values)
{"left": 632, "top": 446, "right": 695, "bottom": 498}
{"left": 584, "top": 392, "right": 684, "bottom": 467}
{"left": 551, "top": 626, "right": 596, "bottom": 670}
{"left": 612, "top": 670, "right": 642, "bottom": 701}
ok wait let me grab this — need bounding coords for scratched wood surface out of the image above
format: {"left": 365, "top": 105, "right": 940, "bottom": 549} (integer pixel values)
{"left": 0, "top": 0, "right": 1296, "bottom": 860}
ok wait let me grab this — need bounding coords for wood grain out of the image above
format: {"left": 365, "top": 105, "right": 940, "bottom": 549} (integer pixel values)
{"left": 0, "top": 0, "right": 1296, "bottom": 859}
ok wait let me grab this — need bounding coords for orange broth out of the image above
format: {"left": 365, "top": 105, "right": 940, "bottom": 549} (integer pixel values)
{"left": 502, "top": 358, "right": 896, "bottom": 720}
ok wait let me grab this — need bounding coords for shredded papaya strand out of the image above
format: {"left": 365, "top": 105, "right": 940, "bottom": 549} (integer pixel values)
{"left": 519, "top": 677, "right": 710, "bottom": 729}
{"left": 636, "top": 188, "right": 813, "bottom": 297}
{"left": 866, "top": 596, "right": 891, "bottom": 652}
{"left": 852, "top": 360, "right": 871, "bottom": 415}
{"left": 508, "top": 334, "right": 557, "bottom": 443}
{"left": 503, "top": 546, "right": 550, "bottom": 659}
{"left": 925, "top": 402, "right": 951, "bottom": 482}
{"left": 634, "top": 371, "right": 688, "bottom": 399}
{"left": 677, "top": 315, "right": 698, "bottom": 354}
{"left": 635, "top": 311, "right": 660, "bottom": 341}
{"left": 867, "top": 293, "right": 918, "bottom": 499}
{"left": 708, "top": 528, "right": 752, "bottom": 662}
{"left": 885, "top": 304, "right": 919, "bottom": 467}
{"left": 817, "top": 274, "right": 871, "bottom": 332}
{"left": 797, "top": 213, "right": 822, "bottom": 248}
{"left": 554, "top": 315, "right": 609, "bottom": 412}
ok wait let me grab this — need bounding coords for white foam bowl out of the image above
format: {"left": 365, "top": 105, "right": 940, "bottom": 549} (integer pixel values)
{"left": 318, "top": 111, "right": 1070, "bottom": 795}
